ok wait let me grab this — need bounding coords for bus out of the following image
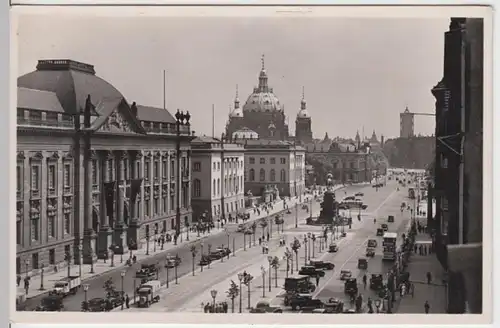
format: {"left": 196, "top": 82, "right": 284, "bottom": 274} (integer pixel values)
{"left": 382, "top": 232, "right": 397, "bottom": 261}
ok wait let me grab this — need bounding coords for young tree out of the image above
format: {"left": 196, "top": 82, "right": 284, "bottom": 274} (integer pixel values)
{"left": 259, "top": 220, "right": 268, "bottom": 239}
{"left": 226, "top": 280, "right": 239, "bottom": 313}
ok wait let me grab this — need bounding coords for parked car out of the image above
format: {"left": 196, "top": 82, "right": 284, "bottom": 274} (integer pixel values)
{"left": 381, "top": 224, "right": 389, "bottom": 232}
{"left": 309, "top": 260, "right": 335, "bottom": 271}
{"left": 367, "top": 239, "right": 377, "bottom": 248}
{"left": 366, "top": 247, "right": 375, "bottom": 257}
{"left": 370, "top": 274, "right": 384, "bottom": 290}
{"left": 328, "top": 243, "right": 339, "bottom": 253}
{"left": 249, "top": 301, "right": 283, "bottom": 313}
{"left": 298, "top": 266, "right": 326, "bottom": 277}
{"left": 199, "top": 255, "right": 212, "bottom": 266}
{"left": 165, "top": 255, "right": 181, "bottom": 268}
{"left": 237, "top": 224, "right": 247, "bottom": 232}
{"left": 290, "top": 296, "right": 325, "bottom": 312}
{"left": 344, "top": 278, "right": 358, "bottom": 295}
{"left": 339, "top": 270, "right": 352, "bottom": 280}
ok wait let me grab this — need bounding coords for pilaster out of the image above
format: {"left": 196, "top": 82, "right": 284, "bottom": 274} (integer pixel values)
{"left": 97, "top": 150, "right": 112, "bottom": 259}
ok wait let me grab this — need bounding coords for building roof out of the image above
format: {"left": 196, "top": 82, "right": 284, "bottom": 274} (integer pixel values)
{"left": 238, "top": 138, "right": 305, "bottom": 151}
{"left": 192, "top": 135, "right": 220, "bottom": 144}
{"left": 17, "top": 87, "right": 65, "bottom": 113}
{"left": 18, "top": 59, "right": 125, "bottom": 115}
{"left": 135, "top": 105, "right": 176, "bottom": 123}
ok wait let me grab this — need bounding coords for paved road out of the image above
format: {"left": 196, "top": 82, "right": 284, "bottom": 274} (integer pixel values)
{"left": 22, "top": 196, "right": 318, "bottom": 311}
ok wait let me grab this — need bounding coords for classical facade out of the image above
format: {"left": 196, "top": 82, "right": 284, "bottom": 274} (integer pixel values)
{"left": 191, "top": 136, "right": 245, "bottom": 221}
{"left": 236, "top": 139, "right": 305, "bottom": 198}
{"left": 226, "top": 56, "right": 289, "bottom": 140}
{"left": 16, "top": 59, "right": 194, "bottom": 275}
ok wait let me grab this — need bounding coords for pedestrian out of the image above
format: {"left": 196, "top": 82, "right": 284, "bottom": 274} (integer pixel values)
{"left": 362, "top": 274, "right": 367, "bottom": 289}
{"left": 315, "top": 275, "right": 320, "bottom": 287}
{"left": 125, "top": 294, "right": 130, "bottom": 308}
{"left": 414, "top": 244, "right": 418, "bottom": 253}
{"left": 400, "top": 283, "right": 406, "bottom": 297}
{"left": 367, "top": 297, "right": 373, "bottom": 313}
{"left": 24, "top": 277, "right": 30, "bottom": 295}
{"left": 16, "top": 274, "right": 21, "bottom": 287}
{"left": 410, "top": 283, "right": 415, "bottom": 298}
{"left": 258, "top": 237, "right": 262, "bottom": 245}
{"left": 424, "top": 301, "right": 430, "bottom": 314}
{"left": 419, "top": 245, "right": 423, "bottom": 255}
{"left": 267, "top": 232, "right": 270, "bottom": 242}
{"left": 426, "top": 272, "right": 432, "bottom": 284}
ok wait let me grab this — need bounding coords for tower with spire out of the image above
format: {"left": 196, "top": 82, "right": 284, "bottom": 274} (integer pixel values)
{"left": 295, "top": 86, "right": 313, "bottom": 143}
{"left": 355, "top": 130, "right": 361, "bottom": 148}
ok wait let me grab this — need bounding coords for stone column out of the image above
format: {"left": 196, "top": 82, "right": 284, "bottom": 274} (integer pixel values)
{"left": 127, "top": 150, "right": 140, "bottom": 250}
{"left": 82, "top": 134, "right": 97, "bottom": 265}
{"left": 98, "top": 151, "right": 112, "bottom": 259}
{"left": 112, "top": 150, "right": 128, "bottom": 254}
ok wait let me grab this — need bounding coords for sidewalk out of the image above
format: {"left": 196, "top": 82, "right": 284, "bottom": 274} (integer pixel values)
{"left": 393, "top": 233, "right": 447, "bottom": 314}
{"left": 19, "top": 193, "right": 311, "bottom": 301}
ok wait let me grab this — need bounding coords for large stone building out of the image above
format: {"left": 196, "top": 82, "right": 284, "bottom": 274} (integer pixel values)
{"left": 16, "top": 59, "right": 194, "bottom": 274}
{"left": 191, "top": 136, "right": 245, "bottom": 222}
{"left": 226, "top": 56, "right": 290, "bottom": 141}
{"left": 431, "top": 18, "right": 483, "bottom": 313}
{"left": 236, "top": 139, "right": 305, "bottom": 198}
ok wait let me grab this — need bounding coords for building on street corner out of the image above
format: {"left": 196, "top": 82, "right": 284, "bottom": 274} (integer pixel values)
{"left": 431, "top": 17, "right": 483, "bottom": 314}
{"left": 191, "top": 136, "right": 245, "bottom": 222}
{"left": 16, "top": 59, "right": 194, "bottom": 275}
{"left": 235, "top": 139, "right": 305, "bottom": 198}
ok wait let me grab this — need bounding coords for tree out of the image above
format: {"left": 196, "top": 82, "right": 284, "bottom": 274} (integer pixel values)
{"left": 291, "top": 238, "right": 301, "bottom": 271}
{"left": 251, "top": 222, "right": 257, "bottom": 245}
{"left": 103, "top": 278, "right": 116, "bottom": 296}
{"left": 259, "top": 220, "right": 268, "bottom": 238}
{"left": 226, "top": 280, "right": 239, "bottom": 313}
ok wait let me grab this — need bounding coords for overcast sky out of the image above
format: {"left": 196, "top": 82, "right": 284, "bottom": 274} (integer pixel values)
{"left": 16, "top": 14, "right": 449, "bottom": 139}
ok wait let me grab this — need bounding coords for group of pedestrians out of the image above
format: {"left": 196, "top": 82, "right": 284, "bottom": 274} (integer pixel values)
{"left": 203, "top": 301, "right": 229, "bottom": 313}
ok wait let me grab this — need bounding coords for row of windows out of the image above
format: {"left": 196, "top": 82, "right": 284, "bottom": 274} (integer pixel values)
{"left": 248, "top": 168, "right": 287, "bottom": 182}
{"left": 249, "top": 157, "right": 287, "bottom": 165}
{"left": 17, "top": 163, "right": 72, "bottom": 194}
{"left": 213, "top": 199, "right": 245, "bottom": 217}
{"left": 192, "top": 175, "right": 244, "bottom": 199}
{"left": 211, "top": 158, "right": 244, "bottom": 172}
{"left": 17, "top": 211, "right": 72, "bottom": 245}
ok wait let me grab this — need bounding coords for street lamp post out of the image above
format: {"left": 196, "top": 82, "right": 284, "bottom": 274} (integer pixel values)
{"left": 165, "top": 254, "right": 171, "bottom": 288}
{"left": 78, "top": 243, "right": 83, "bottom": 277}
{"left": 175, "top": 253, "right": 179, "bottom": 284}
{"left": 145, "top": 232, "right": 150, "bottom": 255}
{"left": 174, "top": 110, "right": 190, "bottom": 244}
{"left": 200, "top": 242, "right": 204, "bottom": 272}
{"left": 244, "top": 274, "right": 253, "bottom": 309}
{"left": 237, "top": 273, "right": 244, "bottom": 313}
{"left": 303, "top": 236, "right": 308, "bottom": 266}
{"left": 232, "top": 237, "right": 236, "bottom": 257}
{"left": 311, "top": 234, "right": 316, "bottom": 258}
{"left": 225, "top": 230, "right": 231, "bottom": 260}
{"left": 154, "top": 228, "right": 158, "bottom": 253}
{"left": 83, "top": 284, "right": 89, "bottom": 307}
{"left": 190, "top": 245, "right": 198, "bottom": 276}
{"left": 210, "top": 289, "right": 218, "bottom": 309}
{"left": 295, "top": 203, "right": 298, "bottom": 228}
{"left": 120, "top": 270, "right": 126, "bottom": 310}
{"left": 207, "top": 244, "right": 212, "bottom": 269}
{"left": 89, "top": 248, "right": 95, "bottom": 274}
{"left": 261, "top": 266, "right": 266, "bottom": 297}
{"left": 39, "top": 263, "right": 45, "bottom": 290}
{"left": 267, "top": 256, "right": 272, "bottom": 292}
{"left": 64, "top": 251, "right": 71, "bottom": 277}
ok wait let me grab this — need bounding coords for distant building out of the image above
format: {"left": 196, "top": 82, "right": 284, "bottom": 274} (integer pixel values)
{"left": 236, "top": 139, "right": 306, "bottom": 198}
{"left": 16, "top": 59, "right": 193, "bottom": 274}
{"left": 400, "top": 106, "right": 415, "bottom": 138}
{"left": 191, "top": 136, "right": 245, "bottom": 222}
{"left": 226, "top": 56, "right": 290, "bottom": 140}
{"left": 295, "top": 89, "right": 313, "bottom": 144}
{"left": 232, "top": 127, "right": 259, "bottom": 140}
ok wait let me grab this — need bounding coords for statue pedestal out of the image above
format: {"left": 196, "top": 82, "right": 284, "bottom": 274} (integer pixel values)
{"left": 97, "top": 226, "right": 113, "bottom": 260}
{"left": 113, "top": 224, "right": 129, "bottom": 255}
{"left": 127, "top": 220, "right": 140, "bottom": 250}
{"left": 82, "top": 228, "right": 97, "bottom": 265}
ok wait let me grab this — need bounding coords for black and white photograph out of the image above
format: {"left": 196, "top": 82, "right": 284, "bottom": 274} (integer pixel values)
{"left": 10, "top": 5, "right": 492, "bottom": 324}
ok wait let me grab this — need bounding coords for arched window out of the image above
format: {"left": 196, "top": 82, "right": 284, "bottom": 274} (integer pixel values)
{"left": 249, "top": 169, "right": 255, "bottom": 181}
{"left": 193, "top": 179, "right": 201, "bottom": 197}
{"left": 280, "top": 169, "right": 286, "bottom": 182}
{"left": 260, "top": 168, "right": 266, "bottom": 182}
{"left": 217, "top": 178, "right": 220, "bottom": 195}
{"left": 224, "top": 177, "right": 228, "bottom": 194}
{"left": 270, "top": 169, "right": 276, "bottom": 182}
{"left": 213, "top": 180, "right": 216, "bottom": 196}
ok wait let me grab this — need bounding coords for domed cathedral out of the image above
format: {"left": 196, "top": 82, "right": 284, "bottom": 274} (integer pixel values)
{"left": 295, "top": 87, "right": 313, "bottom": 144}
{"left": 226, "top": 55, "right": 289, "bottom": 140}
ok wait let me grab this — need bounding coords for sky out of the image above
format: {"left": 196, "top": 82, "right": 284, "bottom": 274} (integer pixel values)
{"left": 16, "top": 14, "right": 449, "bottom": 139}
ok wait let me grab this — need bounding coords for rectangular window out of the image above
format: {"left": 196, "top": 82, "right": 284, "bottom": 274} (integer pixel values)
{"left": 193, "top": 162, "right": 201, "bottom": 172}
{"left": 136, "top": 161, "right": 141, "bottom": 179}
{"left": 213, "top": 162, "right": 216, "bottom": 171}
{"left": 270, "top": 158, "right": 276, "bottom": 164}
{"left": 154, "top": 161, "right": 159, "bottom": 179}
{"left": 163, "top": 197, "right": 168, "bottom": 213}
{"left": 49, "top": 249, "right": 55, "bottom": 265}
{"left": 162, "top": 160, "right": 167, "bottom": 178}
{"left": 154, "top": 198, "right": 159, "bottom": 215}
{"left": 280, "top": 158, "right": 286, "bottom": 164}
{"left": 260, "top": 158, "right": 265, "bottom": 164}
{"left": 170, "top": 160, "right": 175, "bottom": 178}
{"left": 31, "top": 219, "right": 39, "bottom": 241}
{"left": 48, "top": 165, "right": 56, "bottom": 190}
{"left": 145, "top": 161, "right": 150, "bottom": 180}
{"left": 170, "top": 194, "right": 175, "bottom": 211}
{"left": 48, "top": 216, "right": 55, "bottom": 238}
{"left": 91, "top": 160, "right": 98, "bottom": 185}
{"left": 249, "top": 157, "right": 255, "bottom": 164}
{"left": 123, "top": 159, "right": 129, "bottom": 180}
{"left": 16, "top": 220, "right": 21, "bottom": 245}
{"left": 145, "top": 199, "right": 150, "bottom": 216}
{"left": 64, "top": 213, "right": 71, "bottom": 234}
{"left": 217, "top": 162, "right": 220, "bottom": 171}
{"left": 31, "top": 165, "right": 40, "bottom": 191}
{"left": 17, "top": 166, "right": 22, "bottom": 193}
{"left": 107, "top": 160, "right": 113, "bottom": 181}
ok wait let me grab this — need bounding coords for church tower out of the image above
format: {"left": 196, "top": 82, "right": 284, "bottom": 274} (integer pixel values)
{"left": 355, "top": 130, "right": 361, "bottom": 148}
{"left": 295, "top": 86, "right": 312, "bottom": 143}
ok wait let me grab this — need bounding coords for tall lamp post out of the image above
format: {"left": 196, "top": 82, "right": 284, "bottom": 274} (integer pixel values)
{"left": 267, "top": 256, "right": 273, "bottom": 292}
{"left": 64, "top": 251, "right": 71, "bottom": 277}
{"left": 175, "top": 253, "right": 179, "bottom": 284}
{"left": 207, "top": 244, "right": 212, "bottom": 269}
{"left": 120, "top": 270, "right": 126, "bottom": 310}
{"left": 174, "top": 110, "right": 191, "bottom": 244}
{"left": 190, "top": 245, "right": 198, "bottom": 276}
{"left": 145, "top": 231, "right": 150, "bottom": 255}
{"left": 90, "top": 248, "right": 95, "bottom": 274}
{"left": 303, "top": 236, "right": 308, "bottom": 265}
{"left": 243, "top": 274, "right": 253, "bottom": 309}
{"left": 200, "top": 242, "right": 204, "bottom": 273}
{"left": 225, "top": 229, "right": 231, "bottom": 260}
{"left": 237, "top": 273, "right": 244, "bottom": 313}
{"left": 78, "top": 243, "right": 83, "bottom": 277}
{"left": 39, "top": 263, "right": 45, "bottom": 291}
{"left": 83, "top": 284, "right": 89, "bottom": 306}
{"left": 260, "top": 266, "right": 266, "bottom": 297}
{"left": 210, "top": 289, "right": 218, "bottom": 309}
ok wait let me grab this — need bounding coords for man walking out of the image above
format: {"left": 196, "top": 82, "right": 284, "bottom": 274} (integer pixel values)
{"left": 426, "top": 271, "right": 432, "bottom": 284}
{"left": 315, "top": 275, "right": 320, "bottom": 287}
{"left": 424, "top": 300, "right": 430, "bottom": 314}
{"left": 125, "top": 294, "right": 130, "bottom": 309}
{"left": 362, "top": 274, "right": 367, "bottom": 290}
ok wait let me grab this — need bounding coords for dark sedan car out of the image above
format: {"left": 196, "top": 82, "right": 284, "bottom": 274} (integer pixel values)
{"left": 298, "top": 266, "right": 326, "bottom": 277}
{"left": 309, "top": 260, "right": 335, "bottom": 270}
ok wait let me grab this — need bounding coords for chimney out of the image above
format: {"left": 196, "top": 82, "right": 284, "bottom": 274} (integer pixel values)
{"left": 131, "top": 102, "right": 138, "bottom": 118}
{"left": 84, "top": 94, "right": 92, "bottom": 128}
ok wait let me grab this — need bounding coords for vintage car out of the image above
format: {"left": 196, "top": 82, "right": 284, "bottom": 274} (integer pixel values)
{"left": 344, "top": 278, "right": 358, "bottom": 295}
{"left": 199, "top": 255, "right": 212, "bottom": 266}
{"left": 165, "top": 255, "right": 181, "bottom": 268}
{"left": 369, "top": 274, "right": 384, "bottom": 290}
{"left": 290, "top": 296, "right": 325, "bottom": 312}
{"left": 381, "top": 224, "right": 389, "bottom": 232}
{"left": 367, "top": 239, "right": 377, "bottom": 248}
{"left": 388, "top": 215, "right": 395, "bottom": 223}
{"left": 298, "top": 266, "right": 326, "bottom": 278}
{"left": 365, "top": 247, "right": 375, "bottom": 257}
{"left": 135, "top": 264, "right": 157, "bottom": 279}
{"left": 236, "top": 224, "right": 247, "bottom": 232}
{"left": 309, "top": 260, "right": 335, "bottom": 271}
{"left": 358, "top": 258, "right": 368, "bottom": 270}
{"left": 216, "top": 247, "right": 231, "bottom": 257}
{"left": 249, "top": 301, "right": 283, "bottom": 313}
{"left": 339, "top": 270, "right": 352, "bottom": 280}
{"left": 376, "top": 228, "right": 384, "bottom": 236}
{"left": 355, "top": 192, "right": 364, "bottom": 197}
{"left": 87, "top": 297, "right": 107, "bottom": 312}
{"left": 244, "top": 229, "right": 253, "bottom": 235}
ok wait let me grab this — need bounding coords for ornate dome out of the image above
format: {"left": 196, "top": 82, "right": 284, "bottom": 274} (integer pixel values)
{"left": 242, "top": 55, "right": 282, "bottom": 113}
{"left": 296, "top": 88, "right": 310, "bottom": 119}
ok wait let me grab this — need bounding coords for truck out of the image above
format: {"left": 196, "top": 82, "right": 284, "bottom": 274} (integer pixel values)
{"left": 136, "top": 280, "right": 161, "bottom": 308}
{"left": 52, "top": 275, "right": 81, "bottom": 297}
